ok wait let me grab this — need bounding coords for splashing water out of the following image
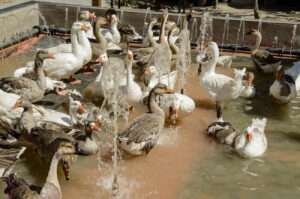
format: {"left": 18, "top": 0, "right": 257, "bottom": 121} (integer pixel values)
{"left": 272, "top": 36, "right": 279, "bottom": 48}
{"left": 290, "top": 24, "right": 297, "bottom": 54}
{"left": 197, "top": 12, "right": 212, "bottom": 60}
{"left": 235, "top": 17, "right": 245, "bottom": 49}
{"left": 190, "top": 18, "right": 198, "bottom": 43}
{"left": 119, "top": 8, "right": 124, "bottom": 24}
{"left": 221, "top": 14, "right": 230, "bottom": 49}
{"left": 142, "top": 7, "right": 151, "bottom": 37}
{"left": 64, "top": 8, "right": 69, "bottom": 29}
{"left": 176, "top": 19, "right": 191, "bottom": 92}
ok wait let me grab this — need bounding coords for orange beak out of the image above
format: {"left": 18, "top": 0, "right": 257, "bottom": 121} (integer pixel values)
{"left": 246, "top": 132, "right": 253, "bottom": 142}
{"left": 165, "top": 88, "right": 174, "bottom": 94}
{"left": 89, "top": 12, "right": 96, "bottom": 20}
{"left": 90, "top": 122, "right": 101, "bottom": 132}
{"left": 47, "top": 52, "right": 55, "bottom": 59}
{"left": 77, "top": 104, "right": 86, "bottom": 114}
{"left": 12, "top": 99, "right": 22, "bottom": 110}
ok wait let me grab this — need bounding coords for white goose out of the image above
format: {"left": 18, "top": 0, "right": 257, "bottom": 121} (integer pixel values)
{"left": 0, "top": 89, "right": 22, "bottom": 111}
{"left": 198, "top": 42, "right": 246, "bottom": 117}
{"left": 120, "top": 51, "right": 143, "bottom": 104}
{"left": 15, "top": 22, "right": 89, "bottom": 83}
{"left": 234, "top": 118, "right": 268, "bottom": 158}
{"left": 270, "top": 62, "right": 300, "bottom": 103}
{"left": 240, "top": 72, "right": 256, "bottom": 98}
{"left": 143, "top": 66, "right": 177, "bottom": 93}
{"left": 101, "top": 14, "right": 121, "bottom": 45}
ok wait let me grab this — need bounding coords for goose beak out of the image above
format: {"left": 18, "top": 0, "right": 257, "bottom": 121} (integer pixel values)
{"left": 12, "top": 99, "right": 23, "bottom": 110}
{"left": 89, "top": 12, "right": 96, "bottom": 20}
{"left": 90, "top": 122, "right": 101, "bottom": 132}
{"left": 77, "top": 104, "right": 86, "bottom": 114}
{"left": 80, "top": 24, "right": 90, "bottom": 31}
{"left": 246, "top": 132, "right": 253, "bottom": 141}
{"left": 165, "top": 88, "right": 174, "bottom": 94}
{"left": 47, "top": 52, "right": 55, "bottom": 59}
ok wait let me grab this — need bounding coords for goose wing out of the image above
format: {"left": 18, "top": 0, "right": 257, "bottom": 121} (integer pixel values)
{"left": 118, "top": 113, "right": 162, "bottom": 144}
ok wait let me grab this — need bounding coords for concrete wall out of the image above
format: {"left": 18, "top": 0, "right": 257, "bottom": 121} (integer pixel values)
{"left": 0, "top": 2, "right": 39, "bottom": 47}
{"left": 1, "top": 1, "right": 300, "bottom": 50}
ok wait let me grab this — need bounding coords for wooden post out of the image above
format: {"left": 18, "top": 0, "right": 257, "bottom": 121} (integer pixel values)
{"left": 92, "top": 0, "right": 103, "bottom": 7}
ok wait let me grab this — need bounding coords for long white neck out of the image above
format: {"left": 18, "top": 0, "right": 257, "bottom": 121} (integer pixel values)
{"left": 252, "top": 32, "right": 262, "bottom": 54}
{"left": 168, "top": 32, "right": 178, "bottom": 54}
{"left": 77, "top": 30, "right": 91, "bottom": 51}
{"left": 71, "top": 29, "right": 80, "bottom": 56}
{"left": 111, "top": 22, "right": 121, "bottom": 44}
{"left": 44, "top": 152, "right": 61, "bottom": 191}
{"left": 201, "top": 46, "right": 219, "bottom": 75}
{"left": 159, "top": 15, "right": 168, "bottom": 44}
{"left": 69, "top": 97, "right": 78, "bottom": 125}
{"left": 126, "top": 59, "right": 133, "bottom": 88}
{"left": 95, "top": 64, "right": 105, "bottom": 82}
{"left": 148, "top": 21, "right": 157, "bottom": 47}
{"left": 36, "top": 67, "right": 47, "bottom": 91}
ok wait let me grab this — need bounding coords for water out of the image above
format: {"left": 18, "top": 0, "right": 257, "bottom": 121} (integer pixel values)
{"left": 65, "top": 8, "right": 69, "bottom": 29}
{"left": 142, "top": 7, "right": 151, "bottom": 37}
{"left": 235, "top": 17, "right": 245, "bottom": 49}
{"left": 1, "top": 36, "right": 300, "bottom": 198}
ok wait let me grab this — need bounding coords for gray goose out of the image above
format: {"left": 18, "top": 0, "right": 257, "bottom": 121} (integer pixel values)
{"left": 118, "top": 83, "right": 173, "bottom": 156}
{"left": 246, "top": 29, "right": 281, "bottom": 73}
{"left": 0, "top": 51, "right": 53, "bottom": 103}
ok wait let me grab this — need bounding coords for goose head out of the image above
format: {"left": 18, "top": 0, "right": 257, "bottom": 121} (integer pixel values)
{"left": 244, "top": 118, "right": 267, "bottom": 143}
{"left": 197, "top": 41, "right": 219, "bottom": 74}
{"left": 270, "top": 65, "right": 296, "bottom": 103}
{"left": 84, "top": 120, "right": 101, "bottom": 137}
{"left": 246, "top": 29, "right": 261, "bottom": 37}
{"left": 34, "top": 50, "right": 54, "bottom": 71}
{"left": 79, "top": 10, "right": 96, "bottom": 21}
{"left": 108, "top": 14, "right": 118, "bottom": 27}
{"left": 55, "top": 142, "right": 76, "bottom": 181}
{"left": 147, "top": 83, "right": 174, "bottom": 113}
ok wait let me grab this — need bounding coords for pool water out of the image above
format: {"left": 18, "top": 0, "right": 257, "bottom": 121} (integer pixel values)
{"left": 0, "top": 36, "right": 300, "bottom": 199}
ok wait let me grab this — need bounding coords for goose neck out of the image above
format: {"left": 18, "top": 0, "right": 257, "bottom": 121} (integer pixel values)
{"left": 148, "top": 92, "right": 165, "bottom": 118}
{"left": 45, "top": 151, "right": 61, "bottom": 191}
{"left": 71, "top": 29, "right": 80, "bottom": 56}
{"left": 252, "top": 32, "right": 262, "bottom": 54}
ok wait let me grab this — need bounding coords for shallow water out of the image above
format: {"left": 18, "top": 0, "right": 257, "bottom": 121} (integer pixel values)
{"left": 0, "top": 36, "right": 300, "bottom": 198}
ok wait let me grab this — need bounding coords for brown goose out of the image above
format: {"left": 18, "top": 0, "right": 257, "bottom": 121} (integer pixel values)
{"left": 118, "top": 83, "right": 173, "bottom": 155}
{"left": 3, "top": 142, "right": 75, "bottom": 199}
{"left": 0, "top": 51, "right": 53, "bottom": 103}
{"left": 246, "top": 29, "right": 281, "bottom": 73}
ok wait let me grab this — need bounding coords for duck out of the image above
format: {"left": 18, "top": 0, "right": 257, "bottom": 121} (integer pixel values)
{"left": 143, "top": 66, "right": 177, "bottom": 92}
{"left": 3, "top": 142, "right": 75, "bottom": 199}
{"left": 118, "top": 83, "right": 174, "bottom": 155}
{"left": 120, "top": 50, "right": 143, "bottom": 104}
{"left": 240, "top": 72, "right": 256, "bottom": 98}
{"left": 0, "top": 50, "right": 53, "bottom": 103}
{"left": 207, "top": 116, "right": 238, "bottom": 145}
{"left": 198, "top": 42, "right": 246, "bottom": 118}
{"left": 246, "top": 29, "right": 281, "bottom": 73}
{"left": 15, "top": 22, "right": 89, "bottom": 84}
{"left": 234, "top": 118, "right": 267, "bottom": 158}
{"left": 91, "top": 16, "right": 108, "bottom": 64}
{"left": 270, "top": 62, "right": 300, "bottom": 103}
{"left": 157, "top": 92, "right": 195, "bottom": 124}
{"left": 73, "top": 120, "right": 100, "bottom": 155}
{"left": 101, "top": 14, "right": 121, "bottom": 45}
{"left": 0, "top": 89, "right": 23, "bottom": 111}
{"left": 37, "top": 10, "right": 95, "bottom": 57}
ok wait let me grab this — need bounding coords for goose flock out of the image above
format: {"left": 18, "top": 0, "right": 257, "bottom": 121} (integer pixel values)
{"left": 0, "top": 8, "right": 299, "bottom": 198}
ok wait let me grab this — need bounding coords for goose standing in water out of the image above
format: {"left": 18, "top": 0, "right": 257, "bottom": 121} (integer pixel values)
{"left": 246, "top": 29, "right": 281, "bottom": 73}
{"left": 120, "top": 50, "right": 143, "bottom": 104}
{"left": 118, "top": 84, "right": 174, "bottom": 156}
{"left": 198, "top": 42, "right": 246, "bottom": 118}
{"left": 0, "top": 50, "right": 53, "bottom": 103}
{"left": 270, "top": 62, "right": 300, "bottom": 103}
{"left": 234, "top": 118, "right": 268, "bottom": 158}
{"left": 3, "top": 142, "right": 75, "bottom": 199}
